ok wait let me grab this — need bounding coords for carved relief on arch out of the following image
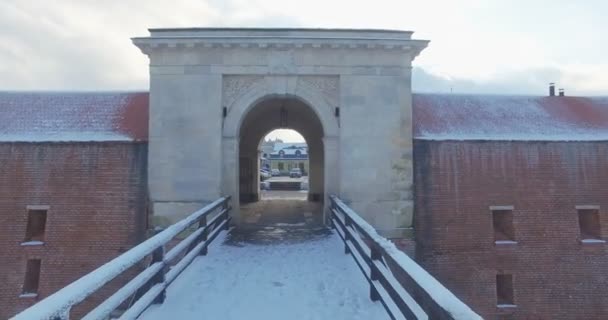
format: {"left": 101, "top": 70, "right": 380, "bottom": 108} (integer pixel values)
{"left": 222, "top": 75, "right": 340, "bottom": 112}
{"left": 222, "top": 75, "right": 265, "bottom": 111}
{"left": 221, "top": 75, "right": 340, "bottom": 139}
{"left": 296, "top": 76, "right": 339, "bottom": 108}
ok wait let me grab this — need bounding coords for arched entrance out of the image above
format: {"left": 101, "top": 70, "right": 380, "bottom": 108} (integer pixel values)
{"left": 221, "top": 77, "right": 340, "bottom": 226}
{"left": 239, "top": 97, "right": 324, "bottom": 202}
{"left": 237, "top": 97, "right": 325, "bottom": 226}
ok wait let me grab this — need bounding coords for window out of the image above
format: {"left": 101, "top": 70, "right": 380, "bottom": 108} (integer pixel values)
{"left": 22, "top": 259, "right": 41, "bottom": 295}
{"left": 496, "top": 274, "right": 515, "bottom": 306}
{"left": 278, "top": 162, "right": 284, "bottom": 171}
{"left": 24, "top": 207, "right": 48, "bottom": 243}
{"left": 491, "top": 206, "right": 515, "bottom": 243}
{"left": 577, "top": 206, "right": 602, "bottom": 241}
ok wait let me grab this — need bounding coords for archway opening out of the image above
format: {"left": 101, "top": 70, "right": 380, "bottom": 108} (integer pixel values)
{"left": 238, "top": 96, "right": 325, "bottom": 228}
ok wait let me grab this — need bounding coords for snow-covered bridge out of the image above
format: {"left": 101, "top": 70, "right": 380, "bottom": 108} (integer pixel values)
{"left": 140, "top": 230, "right": 388, "bottom": 320}
{"left": 11, "top": 197, "right": 481, "bottom": 320}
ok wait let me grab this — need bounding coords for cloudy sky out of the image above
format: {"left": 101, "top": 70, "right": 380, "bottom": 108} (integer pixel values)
{"left": 1, "top": 0, "right": 606, "bottom": 141}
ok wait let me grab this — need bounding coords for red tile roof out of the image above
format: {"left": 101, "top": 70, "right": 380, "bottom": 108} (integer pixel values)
{"left": 413, "top": 94, "right": 608, "bottom": 141}
{"left": 1, "top": 92, "right": 607, "bottom": 142}
{"left": 0, "top": 92, "right": 148, "bottom": 142}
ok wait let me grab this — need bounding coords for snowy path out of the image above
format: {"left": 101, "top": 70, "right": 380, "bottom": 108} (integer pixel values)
{"left": 139, "top": 231, "right": 389, "bottom": 320}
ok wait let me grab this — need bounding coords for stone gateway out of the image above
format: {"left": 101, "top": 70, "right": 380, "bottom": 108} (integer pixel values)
{"left": 133, "top": 28, "right": 429, "bottom": 238}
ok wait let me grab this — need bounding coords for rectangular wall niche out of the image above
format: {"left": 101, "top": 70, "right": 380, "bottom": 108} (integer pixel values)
{"left": 491, "top": 207, "right": 515, "bottom": 243}
{"left": 496, "top": 274, "right": 515, "bottom": 306}
{"left": 22, "top": 259, "right": 42, "bottom": 295}
{"left": 577, "top": 207, "right": 602, "bottom": 240}
{"left": 24, "top": 208, "right": 48, "bottom": 242}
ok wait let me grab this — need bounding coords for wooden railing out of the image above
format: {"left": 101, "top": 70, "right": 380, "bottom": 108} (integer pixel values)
{"left": 330, "top": 196, "right": 482, "bottom": 320}
{"left": 12, "top": 197, "right": 232, "bottom": 320}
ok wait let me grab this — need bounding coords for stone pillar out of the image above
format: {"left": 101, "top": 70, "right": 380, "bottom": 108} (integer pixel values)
{"left": 338, "top": 74, "right": 414, "bottom": 238}
{"left": 323, "top": 136, "right": 339, "bottom": 221}
{"left": 148, "top": 72, "right": 223, "bottom": 227}
{"left": 255, "top": 150, "right": 262, "bottom": 201}
{"left": 248, "top": 150, "right": 259, "bottom": 201}
{"left": 221, "top": 136, "right": 240, "bottom": 223}
{"left": 308, "top": 136, "right": 324, "bottom": 201}
{"left": 238, "top": 145, "right": 259, "bottom": 203}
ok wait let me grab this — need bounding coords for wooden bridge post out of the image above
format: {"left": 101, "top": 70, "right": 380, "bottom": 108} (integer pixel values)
{"left": 151, "top": 230, "right": 166, "bottom": 304}
{"left": 223, "top": 198, "right": 230, "bottom": 231}
{"left": 199, "top": 215, "right": 208, "bottom": 256}
{"left": 369, "top": 244, "right": 382, "bottom": 302}
{"left": 344, "top": 213, "right": 352, "bottom": 255}
{"left": 330, "top": 197, "right": 337, "bottom": 229}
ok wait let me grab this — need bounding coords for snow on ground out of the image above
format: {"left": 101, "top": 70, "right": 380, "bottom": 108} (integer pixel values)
{"left": 139, "top": 232, "right": 389, "bottom": 320}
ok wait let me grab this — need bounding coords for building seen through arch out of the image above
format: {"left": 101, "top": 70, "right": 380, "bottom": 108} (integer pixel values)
{"left": 238, "top": 96, "right": 323, "bottom": 200}
{"left": 262, "top": 140, "right": 308, "bottom": 176}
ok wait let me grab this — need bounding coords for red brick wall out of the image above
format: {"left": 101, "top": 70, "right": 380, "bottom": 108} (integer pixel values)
{"left": 413, "top": 140, "right": 608, "bottom": 320}
{"left": 0, "top": 142, "right": 148, "bottom": 318}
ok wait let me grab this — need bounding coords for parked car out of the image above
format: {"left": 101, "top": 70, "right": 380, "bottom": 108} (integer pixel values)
{"left": 260, "top": 180, "right": 270, "bottom": 190}
{"left": 271, "top": 169, "right": 280, "bottom": 176}
{"left": 289, "top": 167, "right": 302, "bottom": 178}
{"left": 260, "top": 169, "right": 271, "bottom": 181}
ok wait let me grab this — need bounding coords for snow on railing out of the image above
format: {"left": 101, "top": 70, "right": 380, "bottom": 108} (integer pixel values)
{"left": 330, "top": 196, "right": 483, "bottom": 320}
{"left": 12, "top": 197, "right": 232, "bottom": 320}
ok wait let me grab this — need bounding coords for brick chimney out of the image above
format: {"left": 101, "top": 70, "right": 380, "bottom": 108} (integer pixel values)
{"left": 559, "top": 88, "right": 565, "bottom": 97}
{"left": 549, "top": 83, "right": 556, "bottom": 96}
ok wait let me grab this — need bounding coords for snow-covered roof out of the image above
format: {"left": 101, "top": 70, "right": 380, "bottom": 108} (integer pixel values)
{"left": 2, "top": 91, "right": 607, "bottom": 143}
{"left": 272, "top": 143, "right": 307, "bottom": 152}
{"left": 413, "top": 94, "right": 608, "bottom": 141}
{"left": 0, "top": 92, "right": 148, "bottom": 142}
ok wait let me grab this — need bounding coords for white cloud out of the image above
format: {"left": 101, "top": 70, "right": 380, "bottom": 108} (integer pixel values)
{"left": 413, "top": 64, "right": 608, "bottom": 96}
{"left": 0, "top": 0, "right": 605, "bottom": 95}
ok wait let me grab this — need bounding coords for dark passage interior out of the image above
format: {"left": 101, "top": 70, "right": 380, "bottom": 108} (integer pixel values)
{"left": 236, "top": 96, "right": 326, "bottom": 240}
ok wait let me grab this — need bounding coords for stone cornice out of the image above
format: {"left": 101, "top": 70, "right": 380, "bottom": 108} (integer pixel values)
{"left": 132, "top": 33, "right": 429, "bottom": 61}
{"left": 132, "top": 28, "right": 430, "bottom": 63}
{"left": 148, "top": 27, "right": 413, "bottom": 33}
{"left": 147, "top": 28, "right": 414, "bottom": 39}
{"left": 132, "top": 37, "right": 428, "bottom": 52}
